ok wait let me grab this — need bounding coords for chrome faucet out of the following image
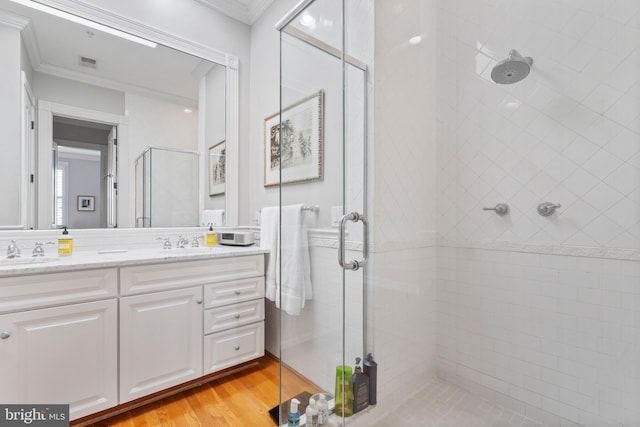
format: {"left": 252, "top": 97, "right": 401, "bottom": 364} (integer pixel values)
{"left": 176, "top": 235, "right": 189, "bottom": 249}
{"left": 7, "top": 240, "right": 20, "bottom": 258}
{"left": 157, "top": 237, "right": 172, "bottom": 250}
{"left": 32, "top": 241, "right": 55, "bottom": 257}
{"left": 191, "top": 235, "right": 203, "bottom": 247}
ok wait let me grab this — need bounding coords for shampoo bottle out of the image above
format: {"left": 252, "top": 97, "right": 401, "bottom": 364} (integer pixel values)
{"left": 305, "top": 397, "right": 318, "bottom": 427}
{"left": 352, "top": 357, "right": 370, "bottom": 414}
{"left": 58, "top": 226, "right": 73, "bottom": 256}
{"left": 333, "top": 365, "right": 353, "bottom": 417}
{"left": 206, "top": 224, "right": 217, "bottom": 246}
{"left": 288, "top": 398, "right": 300, "bottom": 427}
{"left": 363, "top": 353, "right": 377, "bottom": 405}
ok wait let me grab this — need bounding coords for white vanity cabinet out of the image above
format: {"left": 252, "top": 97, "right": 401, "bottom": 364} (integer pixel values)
{"left": 0, "top": 269, "right": 118, "bottom": 420}
{"left": 119, "top": 254, "right": 265, "bottom": 402}
{"left": 0, "top": 250, "right": 266, "bottom": 420}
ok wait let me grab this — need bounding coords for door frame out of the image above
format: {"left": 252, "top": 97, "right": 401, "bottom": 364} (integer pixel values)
{"left": 36, "top": 101, "right": 127, "bottom": 229}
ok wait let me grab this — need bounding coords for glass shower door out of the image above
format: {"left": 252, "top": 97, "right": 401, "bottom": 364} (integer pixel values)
{"left": 275, "top": 0, "right": 370, "bottom": 425}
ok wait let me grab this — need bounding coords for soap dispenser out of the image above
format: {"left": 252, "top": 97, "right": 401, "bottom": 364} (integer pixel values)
{"left": 58, "top": 226, "right": 73, "bottom": 256}
{"left": 206, "top": 223, "right": 217, "bottom": 246}
{"left": 288, "top": 398, "right": 300, "bottom": 427}
{"left": 352, "top": 357, "right": 369, "bottom": 414}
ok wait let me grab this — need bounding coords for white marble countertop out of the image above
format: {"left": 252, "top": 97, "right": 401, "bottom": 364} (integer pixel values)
{"left": 0, "top": 245, "right": 268, "bottom": 278}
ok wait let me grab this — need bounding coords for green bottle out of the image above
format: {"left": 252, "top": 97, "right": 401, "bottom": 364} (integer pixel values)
{"left": 333, "top": 365, "right": 353, "bottom": 417}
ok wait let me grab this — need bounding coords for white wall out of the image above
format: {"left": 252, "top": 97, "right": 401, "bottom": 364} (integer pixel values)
{"left": 434, "top": 1, "right": 640, "bottom": 426}
{"left": 63, "top": 156, "right": 102, "bottom": 229}
{"left": 33, "top": 72, "right": 125, "bottom": 115}
{"left": 0, "top": 23, "right": 23, "bottom": 227}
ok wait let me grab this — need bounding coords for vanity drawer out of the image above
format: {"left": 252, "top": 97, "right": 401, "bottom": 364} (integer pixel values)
{"left": 120, "top": 254, "right": 264, "bottom": 295}
{"left": 0, "top": 268, "right": 117, "bottom": 314}
{"left": 204, "top": 322, "right": 264, "bottom": 374}
{"left": 204, "top": 277, "right": 265, "bottom": 308}
{"left": 204, "top": 299, "right": 264, "bottom": 334}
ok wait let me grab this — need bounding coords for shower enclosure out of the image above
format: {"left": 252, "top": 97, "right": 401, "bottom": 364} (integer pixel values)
{"left": 274, "top": 0, "right": 371, "bottom": 425}
{"left": 134, "top": 146, "right": 199, "bottom": 227}
{"left": 276, "top": 0, "right": 640, "bottom": 426}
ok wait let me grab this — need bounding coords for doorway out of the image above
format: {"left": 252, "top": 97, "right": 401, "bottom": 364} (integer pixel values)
{"left": 52, "top": 116, "right": 115, "bottom": 229}
{"left": 37, "top": 101, "right": 123, "bottom": 229}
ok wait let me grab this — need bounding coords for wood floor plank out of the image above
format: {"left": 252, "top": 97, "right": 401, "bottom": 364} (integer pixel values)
{"left": 76, "top": 356, "right": 321, "bottom": 427}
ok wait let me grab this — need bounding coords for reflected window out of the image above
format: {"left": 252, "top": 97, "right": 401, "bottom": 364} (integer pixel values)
{"left": 55, "top": 161, "right": 68, "bottom": 227}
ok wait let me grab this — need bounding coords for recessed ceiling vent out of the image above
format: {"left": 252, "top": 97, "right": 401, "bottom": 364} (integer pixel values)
{"left": 79, "top": 56, "right": 97, "bottom": 69}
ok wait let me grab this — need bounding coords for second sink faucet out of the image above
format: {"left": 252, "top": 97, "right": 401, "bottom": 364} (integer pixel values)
{"left": 7, "top": 240, "right": 20, "bottom": 258}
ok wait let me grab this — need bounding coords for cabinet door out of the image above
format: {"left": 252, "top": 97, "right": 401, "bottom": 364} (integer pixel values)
{"left": 120, "top": 286, "right": 203, "bottom": 402}
{"left": 0, "top": 299, "right": 118, "bottom": 420}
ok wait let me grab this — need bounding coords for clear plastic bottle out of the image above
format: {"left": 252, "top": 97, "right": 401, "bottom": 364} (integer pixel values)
{"left": 316, "top": 393, "right": 329, "bottom": 426}
{"left": 305, "top": 397, "right": 318, "bottom": 427}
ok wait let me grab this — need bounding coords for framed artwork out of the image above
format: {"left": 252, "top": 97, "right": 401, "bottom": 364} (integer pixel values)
{"left": 264, "top": 90, "right": 324, "bottom": 187}
{"left": 77, "top": 196, "right": 95, "bottom": 212}
{"left": 208, "top": 140, "right": 226, "bottom": 196}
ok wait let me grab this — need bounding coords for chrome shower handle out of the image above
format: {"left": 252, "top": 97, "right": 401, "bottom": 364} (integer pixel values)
{"left": 537, "top": 202, "right": 561, "bottom": 216}
{"left": 483, "top": 203, "right": 509, "bottom": 216}
{"left": 338, "top": 212, "right": 369, "bottom": 271}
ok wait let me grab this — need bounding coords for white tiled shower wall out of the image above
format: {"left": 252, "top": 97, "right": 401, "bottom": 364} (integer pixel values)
{"left": 435, "top": 1, "right": 640, "bottom": 426}
{"left": 436, "top": 0, "right": 640, "bottom": 247}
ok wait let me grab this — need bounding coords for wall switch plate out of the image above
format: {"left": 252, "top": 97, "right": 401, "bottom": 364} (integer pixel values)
{"left": 331, "top": 206, "right": 343, "bottom": 227}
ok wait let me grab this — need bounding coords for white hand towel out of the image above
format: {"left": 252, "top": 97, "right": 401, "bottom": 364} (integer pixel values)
{"left": 260, "top": 206, "right": 279, "bottom": 302}
{"left": 259, "top": 204, "right": 313, "bottom": 315}
{"left": 280, "top": 204, "right": 313, "bottom": 315}
{"left": 201, "top": 209, "right": 225, "bottom": 227}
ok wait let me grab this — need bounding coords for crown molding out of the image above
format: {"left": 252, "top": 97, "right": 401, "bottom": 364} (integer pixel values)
{"left": 194, "top": 0, "right": 274, "bottom": 25}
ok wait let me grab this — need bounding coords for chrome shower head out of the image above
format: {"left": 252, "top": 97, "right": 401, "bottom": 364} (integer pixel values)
{"left": 491, "top": 49, "right": 533, "bottom": 84}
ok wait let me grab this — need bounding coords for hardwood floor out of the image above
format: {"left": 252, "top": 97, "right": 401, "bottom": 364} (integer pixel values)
{"left": 75, "top": 357, "right": 320, "bottom": 427}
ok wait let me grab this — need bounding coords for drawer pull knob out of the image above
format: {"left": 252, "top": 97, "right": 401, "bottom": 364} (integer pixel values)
{"left": 0, "top": 331, "right": 10, "bottom": 340}
{"left": 196, "top": 299, "right": 203, "bottom": 304}
{"left": 234, "top": 290, "right": 241, "bottom": 295}
{"left": 234, "top": 314, "right": 241, "bottom": 319}
{"left": 234, "top": 345, "right": 240, "bottom": 351}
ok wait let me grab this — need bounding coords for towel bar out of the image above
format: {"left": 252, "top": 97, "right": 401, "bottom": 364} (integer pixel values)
{"left": 258, "top": 205, "right": 319, "bottom": 213}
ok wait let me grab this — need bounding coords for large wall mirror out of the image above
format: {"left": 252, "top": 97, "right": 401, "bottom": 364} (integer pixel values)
{"left": 0, "top": 0, "right": 238, "bottom": 230}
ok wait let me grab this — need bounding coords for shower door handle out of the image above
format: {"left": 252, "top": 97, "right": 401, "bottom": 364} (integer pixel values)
{"left": 338, "top": 212, "right": 369, "bottom": 271}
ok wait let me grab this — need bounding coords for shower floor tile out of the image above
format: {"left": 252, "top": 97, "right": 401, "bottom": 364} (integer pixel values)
{"left": 372, "top": 379, "right": 548, "bottom": 427}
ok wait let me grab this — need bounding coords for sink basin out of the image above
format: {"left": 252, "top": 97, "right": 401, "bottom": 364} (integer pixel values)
{"left": 0, "top": 257, "right": 58, "bottom": 266}
{"left": 161, "top": 247, "right": 223, "bottom": 255}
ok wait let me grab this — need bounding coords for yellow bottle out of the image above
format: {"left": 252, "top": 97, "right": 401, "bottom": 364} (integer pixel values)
{"left": 58, "top": 226, "right": 73, "bottom": 256}
{"left": 206, "top": 224, "right": 217, "bottom": 246}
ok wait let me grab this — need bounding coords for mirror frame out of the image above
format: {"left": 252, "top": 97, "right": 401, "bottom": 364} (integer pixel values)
{"left": 26, "top": 0, "right": 239, "bottom": 227}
